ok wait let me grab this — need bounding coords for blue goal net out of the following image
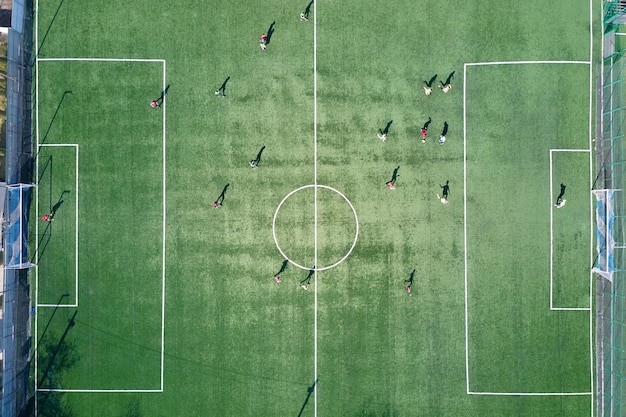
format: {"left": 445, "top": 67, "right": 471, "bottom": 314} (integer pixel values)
{"left": 4, "top": 183, "right": 35, "bottom": 269}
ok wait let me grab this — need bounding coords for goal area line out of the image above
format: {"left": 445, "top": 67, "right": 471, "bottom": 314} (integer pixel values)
{"left": 34, "top": 57, "right": 167, "bottom": 394}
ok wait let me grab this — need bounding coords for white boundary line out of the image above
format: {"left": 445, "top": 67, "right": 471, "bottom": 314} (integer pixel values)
{"left": 313, "top": 2, "right": 318, "bottom": 415}
{"left": 586, "top": 0, "right": 595, "bottom": 409}
{"left": 34, "top": 57, "right": 167, "bottom": 394}
{"left": 463, "top": 60, "right": 594, "bottom": 399}
{"left": 549, "top": 149, "right": 592, "bottom": 311}
{"left": 36, "top": 144, "right": 79, "bottom": 308}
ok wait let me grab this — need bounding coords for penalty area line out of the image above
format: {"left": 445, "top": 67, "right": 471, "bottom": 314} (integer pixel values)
{"left": 37, "top": 388, "right": 163, "bottom": 393}
{"left": 37, "top": 57, "right": 166, "bottom": 63}
{"left": 468, "top": 391, "right": 592, "bottom": 396}
{"left": 466, "top": 60, "right": 590, "bottom": 67}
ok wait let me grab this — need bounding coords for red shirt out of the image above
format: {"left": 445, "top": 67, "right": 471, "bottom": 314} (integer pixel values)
{"left": 421, "top": 129, "right": 427, "bottom": 138}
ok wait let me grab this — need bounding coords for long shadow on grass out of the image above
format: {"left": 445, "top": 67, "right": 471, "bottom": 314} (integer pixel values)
{"left": 72, "top": 317, "right": 311, "bottom": 387}
{"left": 38, "top": 0, "right": 68, "bottom": 56}
{"left": 38, "top": 310, "right": 78, "bottom": 389}
{"left": 33, "top": 222, "right": 52, "bottom": 264}
{"left": 76, "top": 320, "right": 307, "bottom": 386}
{"left": 296, "top": 378, "right": 318, "bottom": 417}
{"left": 39, "top": 91, "right": 72, "bottom": 149}
{"left": 38, "top": 155, "right": 51, "bottom": 184}
{"left": 36, "top": 308, "right": 79, "bottom": 416}
{"left": 266, "top": 21, "right": 276, "bottom": 45}
{"left": 38, "top": 293, "right": 70, "bottom": 345}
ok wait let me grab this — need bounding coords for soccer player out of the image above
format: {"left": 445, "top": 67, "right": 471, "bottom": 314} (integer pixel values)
{"left": 421, "top": 117, "right": 431, "bottom": 143}
{"left": 302, "top": 0, "right": 313, "bottom": 20}
{"left": 41, "top": 214, "right": 54, "bottom": 221}
{"left": 404, "top": 270, "right": 415, "bottom": 296}
{"left": 555, "top": 183, "right": 567, "bottom": 208}
{"left": 274, "top": 275, "right": 282, "bottom": 283}
{"left": 423, "top": 74, "right": 437, "bottom": 96}
{"left": 151, "top": 84, "right": 170, "bottom": 108}
{"left": 215, "top": 76, "right": 230, "bottom": 97}
{"left": 301, "top": 267, "right": 315, "bottom": 290}
{"left": 260, "top": 34, "right": 268, "bottom": 50}
{"left": 437, "top": 180, "right": 450, "bottom": 204}
{"left": 250, "top": 145, "right": 265, "bottom": 168}
{"left": 439, "top": 121, "right": 448, "bottom": 145}
{"left": 439, "top": 71, "right": 454, "bottom": 93}
{"left": 386, "top": 166, "right": 400, "bottom": 189}
{"left": 378, "top": 120, "right": 393, "bottom": 142}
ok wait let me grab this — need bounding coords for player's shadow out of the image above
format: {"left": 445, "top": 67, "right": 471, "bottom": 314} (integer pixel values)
{"left": 254, "top": 145, "right": 265, "bottom": 163}
{"left": 49, "top": 190, "right": 70, "bottom": 219}
{"left": 38, "top": 0, "right": 68, "bottom": 55}
{"left": 390, "top": 166, "right": 400, "bottom": 183}
{"left": 304, "top": 0, "right": 313, "bottom": 18}
{"left": 276, "top": 259, "right": 288, "bottom": 276}
{"left": 405, "top": 269, "right": 415, "bottom": 285}
{"left": 296, "top": 378, "right": 318, "bottom": 417}
{"left": 217, "top": 183, "right": 230, "bottom": 203}
{"left": 266, "top": 21, "right": 276, "bottom": 45}
{"left": 40, "top": 90, "right": 72, "bottom": 148}
{"left": 381, "top": 120, "right": 393, "bottom": 135}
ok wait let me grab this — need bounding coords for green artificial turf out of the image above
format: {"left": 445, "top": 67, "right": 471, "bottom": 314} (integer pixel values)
{"left": 32, "top": 0, "right": 598, "bottom": 415}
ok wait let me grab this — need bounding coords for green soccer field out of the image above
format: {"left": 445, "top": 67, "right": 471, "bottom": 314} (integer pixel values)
{"left": 32, "top": 0, "right": 598, "bottom": 416}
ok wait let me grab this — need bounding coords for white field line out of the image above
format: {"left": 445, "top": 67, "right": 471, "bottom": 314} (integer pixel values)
{"left": 34, "top": 1, "right": 40, "bottom": 411}
{"left": 549, "top": 149, "right": 592, "bottom": 311}
{"left": 37, "top": 389, "right": 163, "bottom": 393}
{"left": 37, "top": 57, "right": 165, "bottom": 63}
{"left": 463, "top": 63, "right": 470, "bottom": 394}
{"left": 37, "top": 304, "right": 77, "bottom": 308}
{"left": 313, "top": 1, "right": 319, "bottom": 416}
{"left": 34, "top": 58, "right": 166, "bottom": 393}
{"left": 160, "top": 60, "right": 167, "bottom": 391}
{"left": 587, "top": 0, "right": 595, "bottom": 412}
{"left": 466, "top": 60, "right": 590, "bottom": 67}
{"left": 464, "top": 57, "right": 594, "bottom": 397}
{"left": 468, "top": 391, "right": 592, "bottom": 396}
{"left": 550, "top": 150, "right": 554, "bottom": 310}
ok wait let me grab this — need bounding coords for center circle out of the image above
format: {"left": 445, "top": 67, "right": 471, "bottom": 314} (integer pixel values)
{"left": 272, "top": 185, "right": 359, "bottom": 271}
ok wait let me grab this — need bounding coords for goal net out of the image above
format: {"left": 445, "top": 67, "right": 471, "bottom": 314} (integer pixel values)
{"left": 4, "top": 183, "right": 35, "bottom": 269}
